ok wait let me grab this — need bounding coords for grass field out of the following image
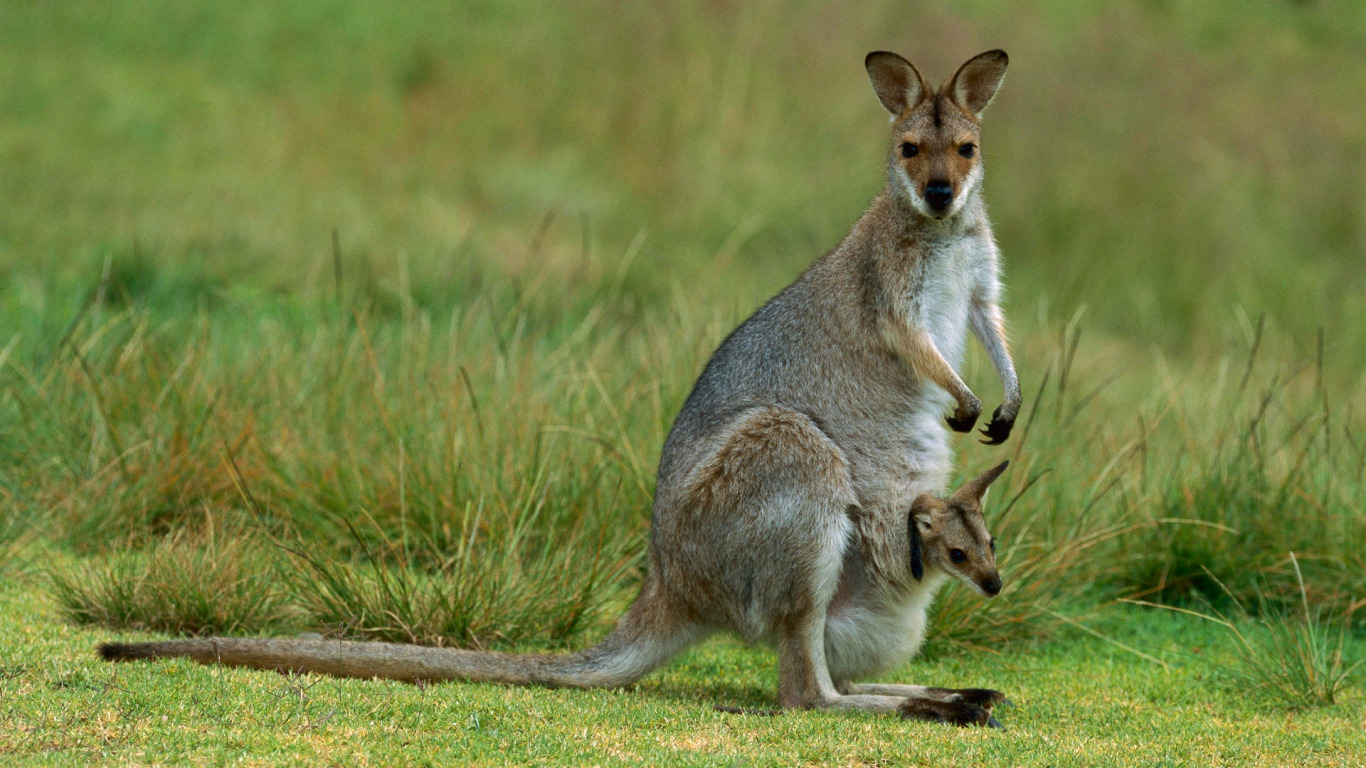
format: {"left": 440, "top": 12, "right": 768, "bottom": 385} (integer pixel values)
{"left": 5, "top": 572, "right": 1365, "bottom": 767}
{"left": 1, "top": 1, "right": 1364, "bottom": 765}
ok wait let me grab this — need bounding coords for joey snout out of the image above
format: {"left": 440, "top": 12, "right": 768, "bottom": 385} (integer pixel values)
{"left": 979, "top": 573, "right": 1002, "bottom": 597}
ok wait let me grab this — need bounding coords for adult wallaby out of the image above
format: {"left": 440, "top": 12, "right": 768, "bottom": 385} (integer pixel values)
{"left": 102, "top": 50, "right": 1022, "bottom": 727}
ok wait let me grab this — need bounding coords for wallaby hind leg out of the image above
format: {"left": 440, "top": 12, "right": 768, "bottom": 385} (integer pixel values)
{"left": 662, "top": 407, "right": 905, "bottom": 715}
{"left": 775, "top": 615, "right": 909, "bottom": 714}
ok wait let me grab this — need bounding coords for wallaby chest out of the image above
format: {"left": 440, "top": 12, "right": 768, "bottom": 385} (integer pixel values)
{"left": 906, "top": 232, "right": 987, "bottom": 371}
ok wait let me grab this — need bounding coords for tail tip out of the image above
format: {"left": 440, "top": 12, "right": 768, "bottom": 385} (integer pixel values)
{"left": 99, "top": 643, "right": 134, "bottom": 661}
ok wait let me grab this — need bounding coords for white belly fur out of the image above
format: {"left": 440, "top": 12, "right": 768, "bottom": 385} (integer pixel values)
{"left": 823, "top": 572, "right": 948, "bottom": 682}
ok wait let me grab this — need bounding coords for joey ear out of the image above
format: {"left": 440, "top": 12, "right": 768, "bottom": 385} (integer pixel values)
{"left": 908, "top": 493, "right": 937, "bottom": 582}
{"left": 908, "top": 511, "right": 924, "bottom": 581}
{"left": 865, "top": 51, "right": 930, "bottom": 116}
{"left": 956, "top": 460, "right": 1010, "bottom": 503}
{"left": 910, "top": 492, "right": 939, "bottom": 524}
{"left": 944, "top": 49, "right": 1008, "bottom": 118}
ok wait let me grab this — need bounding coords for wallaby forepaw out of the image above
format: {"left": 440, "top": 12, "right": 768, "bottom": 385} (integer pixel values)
{"left": 978, "top": 406, "right": 1014, "bottom": 445}
{"left": 946, "top": 404, "right": 981, "bottom": 433}
{"left": 946, "top": 413, "right": 977, "bottom": 433}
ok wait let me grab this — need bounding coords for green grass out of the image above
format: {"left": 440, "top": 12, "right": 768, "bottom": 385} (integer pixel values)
{"left": 3, "top": 565, "right": 1364, "bottom": 766}
{"left": 1131, "top": 555, "right": 1364, "bottom": 710}
{"left": 2, "top": 0, "right": 1366, "bottom": 762}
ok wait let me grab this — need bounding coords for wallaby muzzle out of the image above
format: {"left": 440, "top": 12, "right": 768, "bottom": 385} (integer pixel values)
{"left": 924, "top": 180, "right": 953, "bottom": 211}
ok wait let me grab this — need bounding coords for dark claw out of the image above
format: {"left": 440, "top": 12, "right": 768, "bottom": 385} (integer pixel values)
{"left": 977, "top": 406, "right": 1014, "bottom": 445}
{"left": 946, "top": 412, "right": 979, "bottom": 433}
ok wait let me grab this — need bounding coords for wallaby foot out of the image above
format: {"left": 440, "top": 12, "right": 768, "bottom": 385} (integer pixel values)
{"left": 896, "top": 686, "right": 1009, "bottom": 728}
{"left": 795, "top": 689, "right": 1008, "bottom": 724}
{"left": 812, "top": 693, "right": 913, "bottom": 715}
{"left": 726, "top": 685, "right": 1008, "bottom": 723}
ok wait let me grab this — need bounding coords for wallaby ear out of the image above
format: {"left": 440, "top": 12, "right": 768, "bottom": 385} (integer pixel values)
{"left": 956, "top": 460, "right": 1010, "bottom": 504}
{"left": 944, "top": 49, "right": 1008, "bottom": 119}
{"left": 907, "top": 493, "right": 937, "bottom": 581}
{"left": 865, "top": 51, "right": 930, "bottom": 116}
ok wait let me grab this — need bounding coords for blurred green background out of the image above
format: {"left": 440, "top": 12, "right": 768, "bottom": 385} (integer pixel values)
{"left": 4, "top": 1, "right": 1364, "bottom": 360}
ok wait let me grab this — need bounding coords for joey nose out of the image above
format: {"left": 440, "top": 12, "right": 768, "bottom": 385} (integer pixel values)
{"left": 981, "top": 577, "right": 1002, "bottom": 597}
{"left": 924, "top": 181, "right": 953, "bottom": 211}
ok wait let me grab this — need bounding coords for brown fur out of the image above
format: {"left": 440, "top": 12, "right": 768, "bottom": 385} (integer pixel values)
{"left": 100, "top": 51, "right": 1023, "bottom": 727}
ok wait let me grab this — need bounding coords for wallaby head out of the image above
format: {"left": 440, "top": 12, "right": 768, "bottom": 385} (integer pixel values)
{"left": 908, "top": 460, "right": 1009, "bottom": 597}
{"left": 865, "top": 50, "right": 1008, "bottom": 221}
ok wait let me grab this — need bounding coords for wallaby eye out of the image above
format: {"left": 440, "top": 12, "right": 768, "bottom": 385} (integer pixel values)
{"left": 989, "top": 537, "right": 996, "bottom": 552}
{"left": 958, "top": 143, "right": 976, "bottom": 158}
{"left": 901, "top": 143, "right": 918, "bottom": 158}
{"left": 949, "top": 548, "right": 967, "bottom": 563}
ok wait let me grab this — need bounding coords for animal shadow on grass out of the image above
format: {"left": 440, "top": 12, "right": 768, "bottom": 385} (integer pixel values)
{"left": 644, "top": 679, "right": 785, "bottom": 716}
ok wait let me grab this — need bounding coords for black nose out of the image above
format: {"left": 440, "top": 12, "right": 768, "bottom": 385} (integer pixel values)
{"left": 924, "top": 181, "right": 953, "bottom": 210}
{"left": 981, "top": 577, "right": 1002, "bottom": 596}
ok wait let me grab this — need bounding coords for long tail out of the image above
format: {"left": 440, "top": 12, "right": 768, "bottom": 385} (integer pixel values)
{"left": 100, "top": 584, "right": 702, "bottom": 689}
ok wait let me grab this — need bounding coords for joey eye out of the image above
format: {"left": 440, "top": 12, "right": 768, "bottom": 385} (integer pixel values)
{"left": 900, "top": 143, "right": 918, "bottom": 158}
{"left": 949, "top": 548, "right": 967, "bottom": 563}
{"left": 958, "top": 143, "right": 976, "bottom": 158}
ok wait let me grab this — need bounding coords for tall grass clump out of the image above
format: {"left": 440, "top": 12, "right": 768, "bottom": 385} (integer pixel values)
{"left": 12, "top": 255, "right": 1105, "bottom": 651}
{"left": 282, "top": 501, "right": 636, "bottom": 649}
{"left": 1131, "top": 555, "right": 1362, "bottom": 709}
{"left": 48, "top": 519, "right": 296, "bottom": 636}
{"left": 10, "top": 252, "right": 696, "bottom": 649}
{"left": 1113, "top": 329, "right": 1366, "bottom": 614}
